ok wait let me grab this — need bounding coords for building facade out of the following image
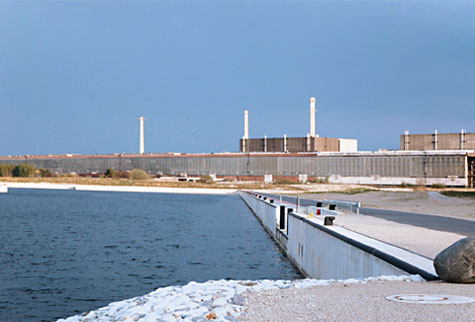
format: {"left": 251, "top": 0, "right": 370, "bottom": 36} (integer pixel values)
{"left": 1, "top": 150, "right": 473, "bottom": 187}
{"left": 401, "top": 131, "right": 475, "bottom": 151}
{"left": 240, "top": 136, "right": 358, "bottom": 153}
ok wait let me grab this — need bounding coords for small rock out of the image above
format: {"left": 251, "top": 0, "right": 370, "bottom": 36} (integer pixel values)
{"left": 231, "top": 295, "right": 245, "bottom": 306}
{"left": 205, "top": 312, "right": 217, "bottom": 320}
{"left": 433, "top": 237, "right": 475, "bottom": 283}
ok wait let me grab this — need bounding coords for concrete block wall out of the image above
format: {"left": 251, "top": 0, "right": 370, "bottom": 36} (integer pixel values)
{"left": 286, "top": 215, "right": 407, "bottom": 279}
{"left": 240, "top": 193, "right": 279, "bottom": 234}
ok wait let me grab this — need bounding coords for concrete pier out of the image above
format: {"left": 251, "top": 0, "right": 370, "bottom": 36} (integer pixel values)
{"left": 239, "top": 191, "right": 438, "bottom": 280}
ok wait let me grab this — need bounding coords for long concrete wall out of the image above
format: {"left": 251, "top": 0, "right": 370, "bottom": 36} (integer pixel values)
{"left": 239, "top": 191, "right": 438, "bottom": 281}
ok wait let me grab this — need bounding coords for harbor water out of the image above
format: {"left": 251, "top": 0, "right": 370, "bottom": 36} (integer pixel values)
{"left": 0, "top": 189, "right": 301, "bottom": 322}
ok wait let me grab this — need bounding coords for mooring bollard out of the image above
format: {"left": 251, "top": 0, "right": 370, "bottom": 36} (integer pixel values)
{"left": 324, "top": 216, "right": 335, "bottom": 226}
{"left": 280, "top": 206, "right": 286, "bottom": 229}
{"left": 270, "top": 199, "right": 274, "bottom": 203}
{"left": 286, "top": 208, "right": 293, "bottom": 234}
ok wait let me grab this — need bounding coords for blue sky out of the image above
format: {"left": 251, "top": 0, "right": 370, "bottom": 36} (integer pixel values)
{"left": 1, "top": 1, "right": 474, "bottom": 155}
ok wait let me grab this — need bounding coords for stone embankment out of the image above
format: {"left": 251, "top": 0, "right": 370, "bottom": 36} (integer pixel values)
{"left": 58, "top": 276, "right": 423, "bottom": 322}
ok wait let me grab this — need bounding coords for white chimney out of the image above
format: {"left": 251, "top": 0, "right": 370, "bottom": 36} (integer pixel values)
{"left": 244, "top": 110, "right": 249, "bottom": 139}
{"left": 139, "top": 116, "right": 145, "bottom": 154}
{"left": 310, "top": 97, "right": 316, "bottom": 137}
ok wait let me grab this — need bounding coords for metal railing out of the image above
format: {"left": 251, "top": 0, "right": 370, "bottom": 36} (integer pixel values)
{"left": 322, "top": 199, "right": 361, "bottom": 214}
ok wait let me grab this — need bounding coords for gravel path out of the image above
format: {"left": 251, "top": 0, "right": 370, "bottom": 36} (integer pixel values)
{"left": 241, "top": 280, "right": 475, "bottom": 322}
{"left": 333, "top": 213, "right": 464, "bottom": 258}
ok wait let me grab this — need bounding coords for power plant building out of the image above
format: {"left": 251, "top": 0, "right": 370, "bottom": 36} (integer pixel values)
{"left": 401, "top": 130, "right": 475, "bottom": 151}
{"left": 1, "top": 98, "right": 474, "bottom": 187}
{"left": 240, "top": 97, "right": 358, "bottom": 153}
{"left": 1, "top": 150, "right": 473, "bottom": 187}
{"left": 240, "top": 136, "right": 358, "bottom": 153}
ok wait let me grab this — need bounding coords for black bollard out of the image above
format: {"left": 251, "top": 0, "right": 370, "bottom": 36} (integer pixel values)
{"left": 279, "top": 206, "right": 286, "bottom": 229}
{"left": 324, "top": 216, "right": 335, "bottom": 226}
{"left": 329, "top": 204, "right": 336, "bottom": 211}
{"left": 316, "top": 202, "right": 323, "bottom": 207}
{"left": 286, "top": 208, "right": 293, "bottom": 234}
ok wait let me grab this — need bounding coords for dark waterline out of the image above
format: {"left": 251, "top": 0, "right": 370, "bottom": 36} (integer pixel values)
{"left": 0, "top": 189, "right": 301, "bottom": 322}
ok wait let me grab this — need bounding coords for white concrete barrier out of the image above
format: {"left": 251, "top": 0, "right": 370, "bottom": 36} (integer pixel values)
{"left": 2, "top": 182, "right": 237, "bottom": 195}
{"left": 240, "top": 192, "right": 279, "bottom": 234}
{"left": 239, "top": 191, "right": 437, "bottom": 281}
{"left": 0, "top": 183, "right": 7, "bottom": 193}
{"left": 5, "top": 182, "right": 76, "bottom": 190}
{"left": 328, "top": 175, "right": 466, "bottom": 187}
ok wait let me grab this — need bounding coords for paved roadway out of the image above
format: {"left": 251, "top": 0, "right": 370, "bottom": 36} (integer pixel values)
{"left": 259, "top": 193, "right": 475, "bottom": 237}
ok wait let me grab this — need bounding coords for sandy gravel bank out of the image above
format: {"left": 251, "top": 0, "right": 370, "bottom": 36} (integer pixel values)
{"left": 242, "top": 280, "right": 475, "bottom": 322}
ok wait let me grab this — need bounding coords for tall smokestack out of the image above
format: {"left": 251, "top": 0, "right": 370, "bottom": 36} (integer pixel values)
{"left": 310, "top": 97, "right": 316, "bottom": 137}
{"left": 244, "top": 110, "right": 249, "bottom": 139}
{"left": 139, "top": 116, "right": 145, "bottom": 154}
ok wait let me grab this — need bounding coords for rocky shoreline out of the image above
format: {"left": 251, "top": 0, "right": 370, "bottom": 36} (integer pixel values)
{"left": 57, "top": 276, "right": 424, "bottom": 322}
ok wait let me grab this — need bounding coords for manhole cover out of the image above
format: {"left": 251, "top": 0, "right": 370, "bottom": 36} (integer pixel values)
{"left": 386, "top": 294, "right": 474, "bottom": 304}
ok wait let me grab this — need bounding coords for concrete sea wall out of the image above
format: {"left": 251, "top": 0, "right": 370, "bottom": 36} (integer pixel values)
{"left": 239, "top": 191, "right": 438, "bottom": 281}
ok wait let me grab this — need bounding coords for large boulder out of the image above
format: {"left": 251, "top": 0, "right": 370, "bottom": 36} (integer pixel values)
{"left": 433, "top": 237, "right": 475, "bottom": 283}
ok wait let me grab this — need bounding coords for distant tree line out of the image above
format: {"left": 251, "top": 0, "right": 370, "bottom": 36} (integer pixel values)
{"left": 0, "top": 164, "right": 153, "bottom": 180}
{"left": 0, "top": 163, "right": 52, "bottom": 177}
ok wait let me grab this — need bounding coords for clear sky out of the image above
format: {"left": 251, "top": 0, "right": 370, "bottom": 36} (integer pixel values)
{"left": 1, "top": 1, "right": 474, "bottom": 155}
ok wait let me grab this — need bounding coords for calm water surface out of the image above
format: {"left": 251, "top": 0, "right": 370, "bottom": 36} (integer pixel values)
{"left": 0, "top": 189, "right": 301, "bottom": 322}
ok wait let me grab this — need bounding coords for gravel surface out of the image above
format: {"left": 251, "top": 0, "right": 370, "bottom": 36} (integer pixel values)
{"left": 333, "top": 213, "right": 464, "bottom": 259}
{"left": 241, "top": 280, "right": 475, "bottom": 322}
{"left": 301, "top": 190, "right": 475, "bottom": 221}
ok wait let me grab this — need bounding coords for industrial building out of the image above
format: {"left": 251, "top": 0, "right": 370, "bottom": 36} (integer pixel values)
{"left": 240, "top": 136, "right": 358, "bottom": 153}
{"left": 240, "top": 97, "right": 358, "bottom": 153}
{"left": 1, "top": 150, "right": 473, "bottom": 187}
{"left": 401, "top": 130, "right": 475, "bottom": 150}
{"left": 1, "top": 98, "right": 474, "bottom": 187}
